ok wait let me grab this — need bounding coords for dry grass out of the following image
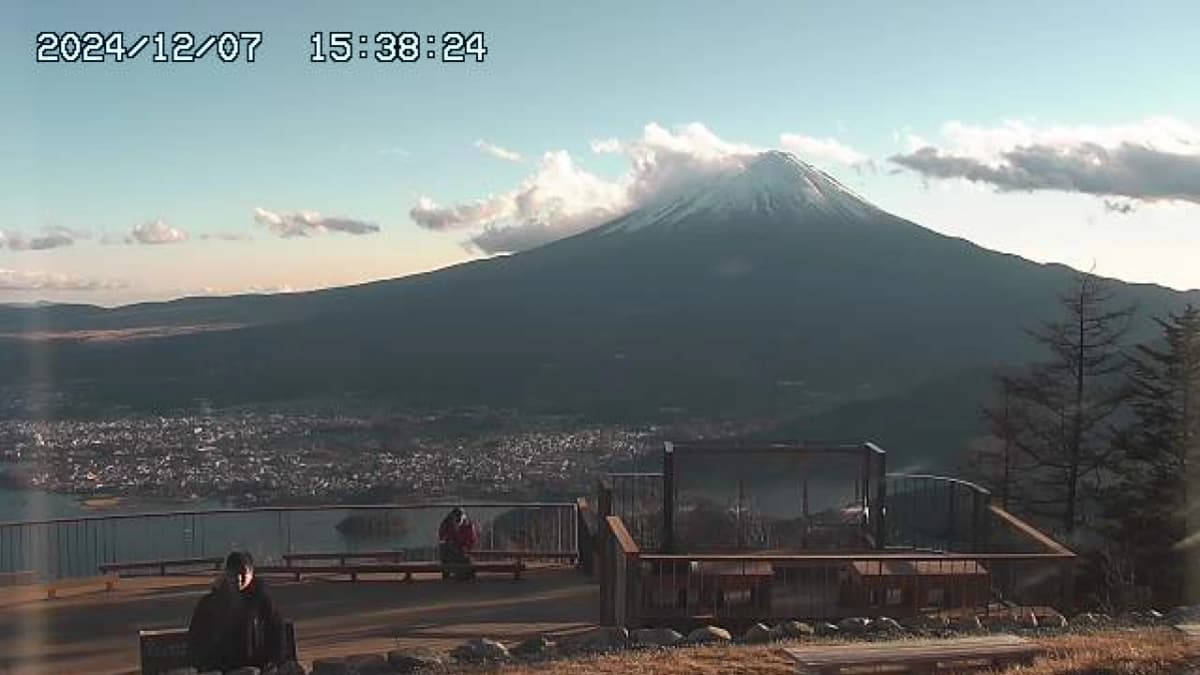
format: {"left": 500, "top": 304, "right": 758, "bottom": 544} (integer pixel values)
{"left": 459, "top": 628, "right": 1199, "bottom": 675}
{"left": 1019, "top": 629, "right": 1199, "bottom": 675}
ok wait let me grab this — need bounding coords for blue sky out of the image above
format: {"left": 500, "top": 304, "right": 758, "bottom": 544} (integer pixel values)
{"left": 2, "top": 0, "right": 1199, "bottom": 304}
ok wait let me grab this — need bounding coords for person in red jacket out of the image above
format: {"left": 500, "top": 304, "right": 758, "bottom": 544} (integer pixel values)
{"left": 438, "top": 507, "right": 479, "bottom": 580}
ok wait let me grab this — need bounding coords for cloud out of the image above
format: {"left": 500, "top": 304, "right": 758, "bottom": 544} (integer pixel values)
{"left": 129, "top": 219, "right": 188, "bottom": 245}
{"left": 0, "top": 268, "right": 126, "bottom": 292}
{"left": 199, "top": 232, "right": 253, "bottom": 242}
{"left": 0, "top": 226, "right": 84, "bottom": 251}
{"left": 410, "top": 196, "right": 514, "bottom": 231}
{"left": 779, "top": 133, "right": 874, "bottom": 171}
{"left": 889, "top": 117, "right": 1200, "bottom": 205}
{"left": 412, "top": 122, "right": 769, "bottom": 253}
{"left": 253, "top": 208, "right": 381, "bottom": 238}
{"left": 475, "top": 139, "right": 523, "bottom": 162}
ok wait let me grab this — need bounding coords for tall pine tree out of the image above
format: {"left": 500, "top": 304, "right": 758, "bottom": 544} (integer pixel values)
{"left": 1117, "top": 305, "right": 1200, "bottom": 603}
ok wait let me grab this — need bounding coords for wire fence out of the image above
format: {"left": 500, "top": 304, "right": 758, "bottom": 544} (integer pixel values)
{"left": 0, "top": 502, "right": 578, "bottom": 580}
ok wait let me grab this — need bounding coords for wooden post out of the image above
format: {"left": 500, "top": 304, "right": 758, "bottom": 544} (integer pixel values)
{"left": 860, "top": 447, "right": 872, "bottom": 536}
{"left": 663, "top": 442, "right": 675, "bottom": 554}
{"left": 873, "top": 445, "right": 887, "bottom": 549}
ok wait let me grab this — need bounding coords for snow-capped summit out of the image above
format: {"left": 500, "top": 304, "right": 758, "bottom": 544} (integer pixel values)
{"left": 599, "top": 150, "right": 881, "bottom": 236}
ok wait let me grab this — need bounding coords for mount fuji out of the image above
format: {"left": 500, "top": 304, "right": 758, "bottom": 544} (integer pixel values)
{"left": 1, "top": 151, "right": 1195, "bottom": 464}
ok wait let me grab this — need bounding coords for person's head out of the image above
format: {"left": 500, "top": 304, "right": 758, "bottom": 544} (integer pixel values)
{"left": 224, "top": 551, "right": 255, "bottom": 591}
{"left": 449, "top": 507, "right": 465, "bottom": 525}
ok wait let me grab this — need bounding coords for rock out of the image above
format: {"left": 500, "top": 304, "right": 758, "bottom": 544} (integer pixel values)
{"left": 778, "top": 621, "right": 814, "bottom": 638}
{"left": 1119, "top": 609, "right": 1165, "bottom": 625}
{"left": 837, "top": 617, "right": 872, "bottom": 634}
{"left": 954, "top": 615, "right": 984, "bottom": 632}
{"left": 1039, "top": 611, "right": 1069, "bottom": 629}
{"left": 686, "top": 625, "right": 732, "bottom": 644}
{"left": 225, "top": 668, "right": 260, "bottom": 675}
{"left": 873, "top": 617, "right": 904, "bottom": 633}
{"left": 742, "top": 623, "right": 774, "bottom": 644}
{"left": 1075, "top": 610, "right": 1108, "bottom": 624}
{"left": 564, "top": 626, "right": 629, "bottom": 653}
{"left": 911, "top": 614, "right": 951, "bottom": 631}
{"left": 1166, "top": 606, "right": 1200, "bottom": 624}
{"left": 451, "top": 637, "right": 511, "bottom": 663}
{"left": 387, "top": 647, "right": 444, "bottom": 673}
{"left": 511, "top": 635, "right": 556, "bottom": 659}
{"left": 265, "top": 663, "right": 306, "bottom": 675}
{"left": 311, "top": 659, "right": 351, "bottom": 675}
{"left": 814, "top": 622, "right": 840, "bottom": 636}
{"left": 632, "top": 627, "right": 684, "bottom": 647}
{"left": 344, "top": 653, "right": 389, "bottom": 673}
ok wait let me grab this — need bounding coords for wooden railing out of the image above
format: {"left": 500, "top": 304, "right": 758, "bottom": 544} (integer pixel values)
{"left": 598, "top": 509, "right": 1077, "bottom": 626}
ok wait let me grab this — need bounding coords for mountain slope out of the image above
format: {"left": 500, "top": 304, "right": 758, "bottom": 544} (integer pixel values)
{"left": 1, "top": 152, "right": 1195, "bottom": 430}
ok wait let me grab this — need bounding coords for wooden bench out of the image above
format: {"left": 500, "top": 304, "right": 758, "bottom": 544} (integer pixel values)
{"left": 283, "top": 550, "right": 407, "bottom": 566}
{"left": 783, "top": 635, "right": 1040, "bottom": 674}
{"left": 0, "top": 570, "right": 38, "bottom": 587}
{"left": 138, "top": 622, "right": 296, "bottom": 675}
{"left": 99, "top": 556, "right": 225, "bottom": 577}
{"left": 42, "top": 574, "right": 118, "bottom": 600}
{"left": 472, "top": 549, "right": 579, "bottom": 565}
{"left": 256, "top": 560, "right": 523, "bottom": 582}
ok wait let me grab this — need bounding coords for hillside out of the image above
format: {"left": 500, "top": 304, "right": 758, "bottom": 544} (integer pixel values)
{"left": 1, "top": 152, "right": 1195, "bottom": 463}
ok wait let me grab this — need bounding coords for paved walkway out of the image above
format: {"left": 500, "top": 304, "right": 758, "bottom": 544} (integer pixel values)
{"left": 0, "top": 569, "right": 599, "bottom": 675}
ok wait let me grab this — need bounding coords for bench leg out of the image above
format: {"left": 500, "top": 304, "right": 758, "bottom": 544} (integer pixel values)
{"left": 350, "top": 572, "right": 358, "bottom": 582}
{"left": 405, "top": 572, "right": 412, "bottom": 582}
{"left": 46, "top": 589, "right": 56, "bottom": 600}
{"left": 294, "top": 572, "right": 301, "bottom": 582}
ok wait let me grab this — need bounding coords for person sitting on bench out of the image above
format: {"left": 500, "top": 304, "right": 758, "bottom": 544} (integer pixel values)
{"left": 188, "top": 551, "right": 286, "bottom": 672}
{"left": 438, "top": 507, "right": 479, "bottom": 580}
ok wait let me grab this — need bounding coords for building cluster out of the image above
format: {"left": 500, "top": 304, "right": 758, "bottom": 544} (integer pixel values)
{"left": 0, "top": 410, "right": 654, "bottom": 506}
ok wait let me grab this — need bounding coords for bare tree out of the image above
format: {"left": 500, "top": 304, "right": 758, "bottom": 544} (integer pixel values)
{"left": 978, "top": 377, "right": 1029, "bottom": 511}
{"left": 995, "top": 272, "right": 1135, "bottom": 536}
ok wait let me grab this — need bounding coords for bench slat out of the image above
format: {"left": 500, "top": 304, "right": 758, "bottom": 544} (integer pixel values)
{"left": 99, "top": 557, "right": 224, "bottom": 576}
{"left": 257, "top": 561, "right": 524, "bottom": 582}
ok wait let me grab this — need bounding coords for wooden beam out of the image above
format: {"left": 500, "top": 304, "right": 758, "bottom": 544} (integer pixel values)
{"left": 989, "top": 504, "right": 1076, "bottom": 556}
{"left": 606, "top": 516, "right": 640, "bottom": 557}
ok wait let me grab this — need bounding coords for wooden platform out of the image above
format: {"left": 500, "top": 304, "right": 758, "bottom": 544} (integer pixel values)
{"left": 783, "top": 635, "right": 1040, "bottom": 674}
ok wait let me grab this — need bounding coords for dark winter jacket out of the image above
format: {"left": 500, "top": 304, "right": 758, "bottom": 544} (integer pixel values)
{"left": 187, "top": 576, "right": 285, "bottom": 671}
